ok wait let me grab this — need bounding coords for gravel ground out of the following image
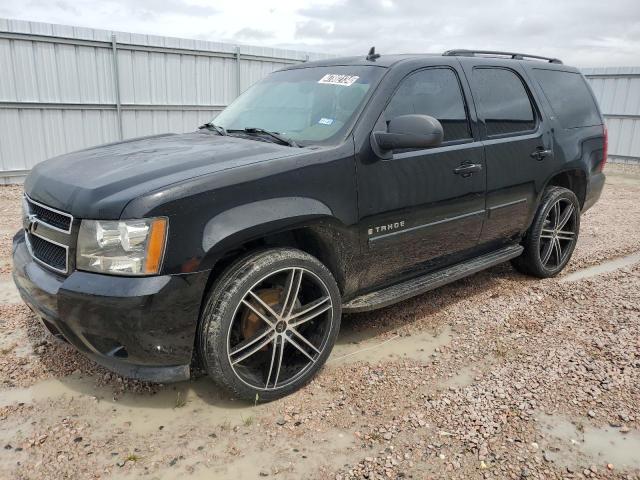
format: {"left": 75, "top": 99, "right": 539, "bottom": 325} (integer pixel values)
{"left": 0, "top": 164, "right": 639, "bottom": 480}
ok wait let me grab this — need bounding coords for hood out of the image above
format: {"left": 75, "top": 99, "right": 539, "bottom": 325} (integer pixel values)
{"left": 25, "top": 131, "right": 299, "bottom": 219}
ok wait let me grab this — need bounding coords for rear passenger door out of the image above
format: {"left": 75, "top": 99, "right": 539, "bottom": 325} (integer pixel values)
{"left": 460, "top": 61, "right": 554, "bottom": 243}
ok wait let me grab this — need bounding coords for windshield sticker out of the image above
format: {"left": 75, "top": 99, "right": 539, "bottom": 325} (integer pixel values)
{"left": 318, "top": 74, "right": 360, "bottom": 86}
{"left": 318, "top": 118, "right": 334, "bottom": 125}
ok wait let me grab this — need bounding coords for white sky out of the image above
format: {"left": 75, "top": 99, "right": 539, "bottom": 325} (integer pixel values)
{"left": 2, "top": 0, "right": 640, "bottom": 66}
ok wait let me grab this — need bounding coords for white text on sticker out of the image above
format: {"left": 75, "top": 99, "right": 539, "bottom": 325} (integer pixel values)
{"left": 318, "top": 118, "right": 334, "bottom": 125}
{"left": 318, "top": 74, "right": 360, "bottom": 86}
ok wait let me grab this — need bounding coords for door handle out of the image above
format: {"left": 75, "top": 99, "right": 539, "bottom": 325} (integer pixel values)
{"left": 530, "top": 148, "right": 553, "bottom": 161}
{"left": 454, "top": 163, "right": 483, "bottom": 177}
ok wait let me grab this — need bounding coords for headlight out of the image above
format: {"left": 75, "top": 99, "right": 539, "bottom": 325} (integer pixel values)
{"left": 76, "top": 218, "right": 168, "bottom": 275}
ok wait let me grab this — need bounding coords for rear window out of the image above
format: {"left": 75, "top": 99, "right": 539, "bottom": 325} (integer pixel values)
{"left": 532, "top": 69, "right": 601, "bottom": 129}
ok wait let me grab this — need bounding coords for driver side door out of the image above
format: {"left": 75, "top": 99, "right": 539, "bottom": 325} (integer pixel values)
{"left": 356, "top": 65, "right": 486, "bottom": 291}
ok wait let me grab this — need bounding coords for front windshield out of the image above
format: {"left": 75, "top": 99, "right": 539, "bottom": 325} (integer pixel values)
{"left": 212, "top": 65, "right": 385, "bottom": 146}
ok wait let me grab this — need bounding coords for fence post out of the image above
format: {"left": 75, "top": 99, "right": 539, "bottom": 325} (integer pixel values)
{"left": 111, "top": 34, "right": 124, "bottom": 140}
{"left": 235, "top": 45, "right": 242, "bottom": 98}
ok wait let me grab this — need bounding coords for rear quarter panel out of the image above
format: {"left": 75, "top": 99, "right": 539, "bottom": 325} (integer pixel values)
{"left": 521, "top": 63, "right": 605, "bottom": 216}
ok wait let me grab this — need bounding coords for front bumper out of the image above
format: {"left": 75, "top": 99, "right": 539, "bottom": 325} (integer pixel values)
{"left": 12, "top": 232, "right": 209, "bottom": 383}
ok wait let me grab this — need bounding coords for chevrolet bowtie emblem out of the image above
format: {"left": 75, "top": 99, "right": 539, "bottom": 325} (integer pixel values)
{"left": 26, "top": 213, "right": 38, "bottom": 233}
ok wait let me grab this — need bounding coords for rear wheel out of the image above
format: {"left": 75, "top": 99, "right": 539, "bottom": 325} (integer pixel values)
{"left": 197, "top": 248, "right": 341, "bottom": 401}
{"left": 512, "top": 186, "right": 580, "bottom": 278}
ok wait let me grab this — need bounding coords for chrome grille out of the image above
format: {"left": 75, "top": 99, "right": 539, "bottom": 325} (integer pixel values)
{"left": 25, "top": 196, "right": 73, "bottom": 233}
{"left": 23, "top": 195, "right": 73, "bottom": 274}
{"left": 26, "top": 233, "right": 67, "bottom": 271}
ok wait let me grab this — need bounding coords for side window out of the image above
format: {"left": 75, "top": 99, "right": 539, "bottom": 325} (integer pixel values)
{"left": 472, "top": 68, "right": 536, "bottom": 136}
{"left": 532, "top": 69, "right": 601, "bottom": 129}
{"left": 386, "top": 68, "right": 471, "bottom": 143}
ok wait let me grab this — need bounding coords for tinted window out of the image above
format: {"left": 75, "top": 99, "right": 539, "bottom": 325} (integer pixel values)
{"left": 473, "top": 68, "right": 536, "bottom": 136}
{"left": 386, "top": 68, "right": 471, "bottom": 143}
{"left": 532, "top": 69, "right": 601, "bottom": 129}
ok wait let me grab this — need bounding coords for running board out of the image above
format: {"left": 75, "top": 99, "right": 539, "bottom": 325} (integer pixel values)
{"left": 342, "top": 244, "right": 523, "bottom": 313}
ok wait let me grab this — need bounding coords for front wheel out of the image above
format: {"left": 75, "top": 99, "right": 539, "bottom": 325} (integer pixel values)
{"left": 512, "top": 186, "right": 581, "bottom": 278}
{"left": 197, "top": 248, "right": 341, "bottom": 401}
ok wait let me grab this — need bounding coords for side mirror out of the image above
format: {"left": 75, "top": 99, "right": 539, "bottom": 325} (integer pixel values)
{"left": 371, "top": 114, "right": 443, "bottom": 157}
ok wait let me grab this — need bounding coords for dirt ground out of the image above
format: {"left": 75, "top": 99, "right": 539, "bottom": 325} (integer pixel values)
{"left": 0, "top": 164, "right": 639, "bottom": 480}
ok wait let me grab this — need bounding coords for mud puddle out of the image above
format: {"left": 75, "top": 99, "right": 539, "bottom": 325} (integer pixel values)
{"left": 329, "top": 325, "right": 451, "bottom": 365}
{"left": 0, "top": 374, "right": 264, "bottom": 435}
{"left": 111, "top": 428, "right": 356, "bottom": 480}
{"left": 208, "top": 429, "right": 354, "bottom": 479}
{"left": 538, "top": 414, "right": 640, "bottom": 470}
{"left": 561, "top": 251, "right": 640, "bottom": 283}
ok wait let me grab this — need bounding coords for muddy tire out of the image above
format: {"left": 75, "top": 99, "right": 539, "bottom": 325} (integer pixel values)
{"left": 512, "top": 186, "right": 580, "bottom": 278}
{"left": 197, "top": 248, "right": 341, "bottom": 401}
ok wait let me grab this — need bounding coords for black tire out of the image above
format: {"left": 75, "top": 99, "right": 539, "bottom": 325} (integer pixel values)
{"left": 512, "top": 186, "right": 581, "bottom": 278}
{"left": 197, "top": 248, "right": 341, "bottom": 401}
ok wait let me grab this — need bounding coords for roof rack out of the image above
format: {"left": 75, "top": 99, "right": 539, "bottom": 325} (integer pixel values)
{"left": 443, "top": 49, "right": 563, "bottom": 64}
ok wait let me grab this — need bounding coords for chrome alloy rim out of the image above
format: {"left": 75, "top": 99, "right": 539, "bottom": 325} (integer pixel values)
{"left": 539, "top": 198, "right": 577, "bottom": 269}
{"left": 226, "top": 267, "right": 334, "bottom": 391}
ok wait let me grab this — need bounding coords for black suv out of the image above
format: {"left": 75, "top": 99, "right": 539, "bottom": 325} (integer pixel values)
{"left": 13, "top": 49, "right": 606, "bottom": 400}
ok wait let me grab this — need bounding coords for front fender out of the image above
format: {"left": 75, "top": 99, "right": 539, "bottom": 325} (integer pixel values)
{"left": 200, "top": 197, "right": 333, "bottom": 266}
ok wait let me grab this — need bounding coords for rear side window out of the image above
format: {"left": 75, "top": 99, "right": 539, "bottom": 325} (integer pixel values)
{"left": 532, "top": 69, "right": 601, "bottom": 129}
{"left": 472, "top": 68, "right": 536, "bottom": 136}
{"left": 385, "top": 68, "right": 471, "bottom": 143}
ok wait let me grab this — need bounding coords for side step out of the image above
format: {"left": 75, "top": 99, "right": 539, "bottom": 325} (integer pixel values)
{"left": 342, "top": 244, "right": 523, "bottom": 313}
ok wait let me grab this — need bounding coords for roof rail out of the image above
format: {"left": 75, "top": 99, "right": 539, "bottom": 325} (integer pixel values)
{"left": 443, "top": 49, "right": 563, "bottom": 64}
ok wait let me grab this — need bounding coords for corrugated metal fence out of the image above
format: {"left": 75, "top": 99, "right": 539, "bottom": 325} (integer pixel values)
{"left": 0, "top": 18, "right": 332, "bottom": 182}
{"left": 583, "top": 67, "right": 640, "bottom": 165}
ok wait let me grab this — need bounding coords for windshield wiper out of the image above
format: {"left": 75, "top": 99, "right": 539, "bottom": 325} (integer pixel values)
{"left": 228, "top": 127, "right": 299, "bottom": 148}
{"left": 198, "top": 122, "right": 227, "bottom": 136}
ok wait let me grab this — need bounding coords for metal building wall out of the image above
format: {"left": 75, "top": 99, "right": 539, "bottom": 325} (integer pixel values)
{"left": 0, "top": 18, "right": 333, "bottom": 182}
{"left": 583, "top": 67, "right": 640, "bottom": 164}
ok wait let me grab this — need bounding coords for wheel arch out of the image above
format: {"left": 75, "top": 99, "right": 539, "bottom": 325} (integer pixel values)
{"left": 199, "top": 197, "right": 354, "bottom": 300}
{"left": 543, "top": 168, "right": 587, "bottom": 209}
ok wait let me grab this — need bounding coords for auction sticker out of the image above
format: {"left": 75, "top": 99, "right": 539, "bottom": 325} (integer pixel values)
{"left": 318, "top": 74, "right": 360, "bottom": 86}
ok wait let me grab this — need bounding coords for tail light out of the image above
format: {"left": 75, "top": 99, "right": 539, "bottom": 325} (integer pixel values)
{"left": 599, "top": 124, "right": 608, "bottom": 172}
